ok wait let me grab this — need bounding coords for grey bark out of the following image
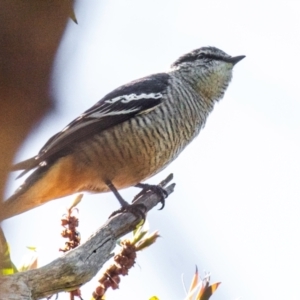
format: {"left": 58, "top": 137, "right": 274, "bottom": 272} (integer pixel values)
{"left": 0, "top": 177, "right": 175, "bottom": 299}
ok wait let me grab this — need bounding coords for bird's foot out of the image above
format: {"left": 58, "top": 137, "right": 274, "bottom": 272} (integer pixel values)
{"left": 109, "top": 202, "right": 147, "bottom": 220}
{"left": 106, "top": 180, "right": 147, "bottom": 220}
{"left": 107, "top": 174, "right": 173, "bottom": 219}
{"left": 133, "top": 182, "right": 169, "bottom": 210}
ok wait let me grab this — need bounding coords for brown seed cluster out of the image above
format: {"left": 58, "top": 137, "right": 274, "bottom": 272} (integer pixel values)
{"left": 59, "top": 207, "right": 82, "bottom": 299}
{"left": 92, "top": 240, "right": 137, "bottom": 299}
{"left": 59, "top": 209, "right": 80, "bottom": 252}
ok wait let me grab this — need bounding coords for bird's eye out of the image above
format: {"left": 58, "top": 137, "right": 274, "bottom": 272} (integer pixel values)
{"left": 198, "top": 53, "right": 205, "bottom": 59}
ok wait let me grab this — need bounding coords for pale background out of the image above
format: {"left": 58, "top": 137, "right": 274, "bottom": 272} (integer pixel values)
{"left": 3, "top": 1, "right": 300, "bottom": 299}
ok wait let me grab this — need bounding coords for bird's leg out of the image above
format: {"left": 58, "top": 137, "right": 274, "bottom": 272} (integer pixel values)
{"left": 106, "top": 180, "right": 146, "bottom": 219}
{"left": 133, "top": 181, "right": 169, "bottom": 210}
{"left": 106, "top": 181, "right": 129, "bottom": 207}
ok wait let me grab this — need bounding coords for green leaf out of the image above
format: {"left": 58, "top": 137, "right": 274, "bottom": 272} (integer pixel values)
{"left": 135, "top": 231, "right": 160, "bottom": 251}
{"left": 18, "top": 246, "right": 38, "bottom": 272}
{"left": 131, "top": 221, "right": 148, "bottom": 244}
{"left": 0, "top": 227, "right": 18, "bottom": 275}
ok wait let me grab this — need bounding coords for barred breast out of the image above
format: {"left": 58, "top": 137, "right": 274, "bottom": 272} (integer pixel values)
{"left": 72, "top": 76, "right": 214, "bottom": 193}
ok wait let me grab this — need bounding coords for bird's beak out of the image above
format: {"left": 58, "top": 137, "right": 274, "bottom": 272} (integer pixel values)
{"left": 228, "top": 55, "right": 246, "bottom": 65}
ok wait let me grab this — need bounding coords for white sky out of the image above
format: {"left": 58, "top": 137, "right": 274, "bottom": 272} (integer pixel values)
{"left": 3, "top": 1, "right": 300, "bottom": 299}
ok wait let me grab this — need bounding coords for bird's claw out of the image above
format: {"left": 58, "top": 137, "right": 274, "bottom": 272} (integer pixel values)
{"left": 133, "top": 183, "right": 168, "bottom": 210}
{"left": 109, "top": 203, "right": 147, "bottom": 220}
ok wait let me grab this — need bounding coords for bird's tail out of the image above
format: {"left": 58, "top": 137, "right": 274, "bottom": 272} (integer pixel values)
{"left": 0, "top": 156, "right": 41, "bottom": 221}
{"left": 0, "top": 156, "right": 77, "bottom": 221}
{"left": 0, "top": 191, "right": 29, "bottom": 221}
{"left": 11, "top": 156, "right": 37, "bottom": 171}
{"left": 11, "top": 156, "right": 38, "bottom": 179}
{"left": 0, "top": 165, "right": 49, "bottom": 221}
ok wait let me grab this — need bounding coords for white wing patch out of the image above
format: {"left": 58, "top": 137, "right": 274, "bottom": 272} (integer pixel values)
{"left": 89, "top": 108, "right": 140, "bottom": 119}
{"left": 105, "top": 92, "right": 163, "bottom": 104}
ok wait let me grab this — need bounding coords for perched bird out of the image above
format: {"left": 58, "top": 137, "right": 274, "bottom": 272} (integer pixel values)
{"left": 0, "top": 46, "right": 245, "bottom": 221}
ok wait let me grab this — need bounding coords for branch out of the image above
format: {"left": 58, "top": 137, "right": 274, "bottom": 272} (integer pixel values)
{"left": 0, "top": 175, "right": 175, "bottom": 300}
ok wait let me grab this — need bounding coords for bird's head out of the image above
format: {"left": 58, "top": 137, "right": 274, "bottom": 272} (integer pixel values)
{"left": 170, "top": 46, "right": 245, "bottom": 102}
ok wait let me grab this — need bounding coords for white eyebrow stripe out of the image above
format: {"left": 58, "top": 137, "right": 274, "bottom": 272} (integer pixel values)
{"left": 105, "top": 92, "right": 163, "bottom": 104}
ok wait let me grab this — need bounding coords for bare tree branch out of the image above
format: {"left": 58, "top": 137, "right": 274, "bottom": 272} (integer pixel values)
{"left": 0, "top": 175, "right": 175, "bottom": 300}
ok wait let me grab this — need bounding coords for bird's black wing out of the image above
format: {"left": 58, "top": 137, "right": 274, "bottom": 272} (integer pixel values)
{"left": 13, "top": 73, "right": 170, "bottom": 174}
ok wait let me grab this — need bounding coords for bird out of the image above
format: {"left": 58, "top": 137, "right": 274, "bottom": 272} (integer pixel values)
{"left": 0, "top": 46, "right": 245, "bottom": 221}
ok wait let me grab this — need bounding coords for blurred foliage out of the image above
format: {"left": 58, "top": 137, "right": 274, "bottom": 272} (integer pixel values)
{"left": 18, "top": 246, "right": 38, "bottom": 272}
{"left": 0, "top": 228, "right": 18, "bottom": 275}
{"left": 185, "top": 267, "right": 220, "bottom": 300}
